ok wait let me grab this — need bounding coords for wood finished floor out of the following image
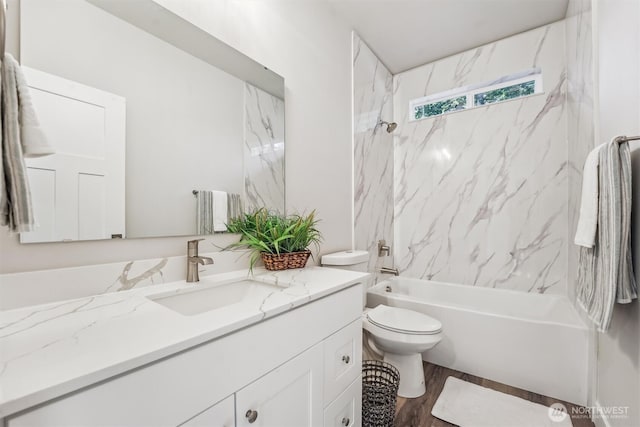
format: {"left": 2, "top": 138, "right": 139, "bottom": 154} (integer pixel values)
{"left": 394, "top": 362, "right": 595, "bottom": 427}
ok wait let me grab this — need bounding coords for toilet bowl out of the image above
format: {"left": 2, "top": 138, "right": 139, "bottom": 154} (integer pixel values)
{"left": 362, "top": 305, "right": 442, "bottom": 398}
{"left": 321, "top": 250, "right": 444, "bottom": 399}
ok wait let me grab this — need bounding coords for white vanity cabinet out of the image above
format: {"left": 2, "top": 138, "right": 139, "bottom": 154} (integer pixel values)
{"left": 235, "top": 342, "right": 324, "bottom": 427}
{"left": 5, "top": 284, "right": 363, "bottom": 427}
{"left": 182, "top": 395, "right": 235, "bottom": 427}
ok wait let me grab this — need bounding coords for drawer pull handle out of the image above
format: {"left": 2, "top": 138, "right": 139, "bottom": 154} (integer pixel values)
{"left": 342, "top": 417, "right": 351, "bottom": 426}
{"left": 342, "top": 355, "right": 351, "bottom": 364}
{"left": 245, "top": 409, "right": 258, "bottom": 423}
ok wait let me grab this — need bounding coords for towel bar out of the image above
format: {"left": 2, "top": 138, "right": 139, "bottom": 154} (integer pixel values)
{"left": 615, "top": 135, "right": 640, "bottom": 143}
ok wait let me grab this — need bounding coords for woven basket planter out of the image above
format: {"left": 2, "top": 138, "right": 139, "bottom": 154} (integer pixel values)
{"left": 261, "top": 250, "right": 311, "bottom": 271}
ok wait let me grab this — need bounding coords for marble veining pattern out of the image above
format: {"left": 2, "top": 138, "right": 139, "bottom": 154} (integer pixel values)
{"left": 0, "top": 258, "right": 173, "bottom": 311}
{"left": 244, "top": 83, "right": 285, "bottom": 213}
{"left": 565, "top": 0, "right": 595, "bottom": 302}
{"left": 112, "top": 259, "right": 168, "bottom": 292}
{"left": 393, "top": 23, "right": 568, "bottom": 294}
{"left": 0, "top": 267, "right": 368, "bottom": 417}
{"left": 353, "top": 33, "right": 395, "bottom": 282}
{"left": 0, "top": 237, "right": 249, "bottom": 311}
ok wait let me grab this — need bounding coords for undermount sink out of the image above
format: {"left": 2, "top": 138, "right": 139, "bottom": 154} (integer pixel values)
{"left": 149, "top": 279, "right": 281, "bottom": 316}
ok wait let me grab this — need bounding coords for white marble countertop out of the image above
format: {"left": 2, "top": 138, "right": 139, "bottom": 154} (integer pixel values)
{"left": 0, "top": 266, "right": 369, "bottom": 418}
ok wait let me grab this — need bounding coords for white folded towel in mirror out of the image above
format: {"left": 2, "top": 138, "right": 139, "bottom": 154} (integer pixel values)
{"left": 196, "top": 190, "right": 229, "bottom": 233}
{"left": 12, "top": 56, "right": 54, "bottom": 158}
{"left": 212, "top": 191, "right": 228, "bottom": 232}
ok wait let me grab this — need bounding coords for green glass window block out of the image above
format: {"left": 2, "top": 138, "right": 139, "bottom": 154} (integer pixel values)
{"left": 414, "top": 105, "right": 424, "bottom": 120}
{"left": 422, "top": 96, "right": 467, "bottom": 118}
{"left": 474, "top": 80, "right": 535, "bottom": 106}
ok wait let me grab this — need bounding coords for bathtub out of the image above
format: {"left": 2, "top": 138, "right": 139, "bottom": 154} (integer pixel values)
{"left": 367, "top": 277, "right": 589, "bottom": 405}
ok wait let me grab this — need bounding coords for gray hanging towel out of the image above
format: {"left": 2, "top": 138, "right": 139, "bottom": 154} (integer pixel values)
{"left": 576, "top": 138, "right": 637, "bottom": 332}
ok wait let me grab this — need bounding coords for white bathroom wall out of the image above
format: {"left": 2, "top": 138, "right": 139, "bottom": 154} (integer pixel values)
{"left": 0, "top": 0, "right": 353, "bottom": 274}
{"left": 565, "top": 0, "right": 599, "bottom": 410}
{"left": 352, "top": 34, "right": 394, "bottom": 280}
{"left": 151, "top": 0, "right": 354, "bottom": 255}
{"left": 592, "top": 0, "right": 640, "bottom": 425}
{"left": 244, "top": 83, "right": 285, "bottom": 213}
{"left": 20, "top": 0, "right": 245, "bottom": 239}
{"left": 393, "top": 22, "right": 568, "bottom": 294}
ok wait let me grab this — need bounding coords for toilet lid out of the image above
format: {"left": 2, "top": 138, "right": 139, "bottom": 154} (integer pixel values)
{"left": 367, "top": 305, "right": 442, "bottom": 335}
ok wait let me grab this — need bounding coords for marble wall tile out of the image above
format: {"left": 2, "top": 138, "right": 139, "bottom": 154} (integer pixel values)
{"left": 0, "top": 240, "right": 250, "bottom": 310}
{"left": 353, "top": 33, "right": 395, "bottom": 282}
{"left": 565, "top": 0, "right": 595, "bottom": 302}
{"left": 393, "top": 22, "right": 568, "bottom": 294}
{"left": 244, "top": 83, "right": 285, "bottom": 213}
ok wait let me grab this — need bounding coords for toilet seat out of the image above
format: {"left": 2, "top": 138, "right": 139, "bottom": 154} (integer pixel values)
{"left": 366, "top": 305, "right": 442, "bottom": 335}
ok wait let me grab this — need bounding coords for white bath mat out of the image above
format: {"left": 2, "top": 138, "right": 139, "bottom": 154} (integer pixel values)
{"left": 431, "top": 376, "right": 573, "bottom": 427}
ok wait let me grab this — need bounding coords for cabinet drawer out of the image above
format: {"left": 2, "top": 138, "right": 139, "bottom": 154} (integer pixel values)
{"left": 324, "top": 376, "right": 362, "bottom": 427}
{"left": 180, "top": 395, "right": 234, "bottom": 427}
{"left": 323, "top": 319, "right": 362, "bottom": 403}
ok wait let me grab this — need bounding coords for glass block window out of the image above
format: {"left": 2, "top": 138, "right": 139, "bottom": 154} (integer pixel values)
{"left": 409, "top": 68, "right": 543, "bottom": 122}
{"left": 414, "top": 96, "right": 467, "bottom": 120}
{"left": 474, "top": 80, "right": 535, "bottom": 106}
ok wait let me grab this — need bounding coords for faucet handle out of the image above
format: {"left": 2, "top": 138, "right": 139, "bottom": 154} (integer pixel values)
{"left": 187, "top": 238, "right": 205, "bottom": 248}
{"left": 378, "top": 240, "right": 391, "bottom": 257}
{"left": 187, "top": 238, "right": 206, "bottom": 256}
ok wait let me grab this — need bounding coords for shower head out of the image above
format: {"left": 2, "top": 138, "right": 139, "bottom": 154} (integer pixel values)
{"left": 385, "top": 122, "right": 398, "bottom": 133}
{"left": 378, "top": 119, "right": 398, "bottom": 133}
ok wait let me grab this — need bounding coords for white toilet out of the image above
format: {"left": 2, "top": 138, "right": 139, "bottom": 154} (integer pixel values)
{"left": 321, "top": 250, "right": 443, "bottom": 398}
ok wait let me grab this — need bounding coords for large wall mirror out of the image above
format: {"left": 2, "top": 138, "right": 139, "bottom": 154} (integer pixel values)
{"left": 18, "top": 0, "right": 285, "bottom": 243}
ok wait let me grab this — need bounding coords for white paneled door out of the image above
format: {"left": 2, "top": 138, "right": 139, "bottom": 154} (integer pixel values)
{"left": 20, "top": 67, "right": 125, "bottom": 243}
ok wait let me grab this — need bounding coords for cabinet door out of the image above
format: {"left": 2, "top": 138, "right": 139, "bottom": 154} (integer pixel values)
{"left": 323, "top": 376, "right": 362, "bottom": 427}
{"left": 181, "top": 395, "right": 234, "bottom": 427}
{"left": 236, "top": 343, "right": 323, "bottom": 427}
{"left": 323, "top": 320, "right": 362, "bottom": 403}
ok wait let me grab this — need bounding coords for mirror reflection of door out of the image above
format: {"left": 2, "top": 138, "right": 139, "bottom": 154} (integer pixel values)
{"left": 19, "top": 68, "right": 125, "bottom": 243}
{"left": 18, "top": 0, "right": 285, "bottom": 242}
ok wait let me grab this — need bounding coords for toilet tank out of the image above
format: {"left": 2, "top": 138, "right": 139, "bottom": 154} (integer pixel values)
{"left": 321, "top": 250, "right": 370, "bottom": 308}
{"left": 321, "top": 250, "right": 369, "bottom": 272}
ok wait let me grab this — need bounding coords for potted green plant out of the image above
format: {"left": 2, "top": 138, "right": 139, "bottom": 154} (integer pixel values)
{"left": 226, "top": 208, "right": 322, "bottom": 271}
